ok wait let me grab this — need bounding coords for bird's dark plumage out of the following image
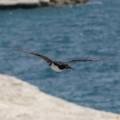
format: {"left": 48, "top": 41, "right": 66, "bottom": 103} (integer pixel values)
{"left": 65, "top": 57, "right": 100, "bottom": 64}
{"left": 17, "top": 48, "right": 52, "bottom": 65}
{"left": 28, "top": 51, "right": 53, "bottom": 65}
{"left": 17, "top": 48, "right": 102, "bottom": 72}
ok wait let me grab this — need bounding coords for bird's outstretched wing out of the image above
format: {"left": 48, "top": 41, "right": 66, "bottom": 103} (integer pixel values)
{"left": 65, "top": 57, "right": 102, "bottom": 65}
{"left": 16, "top": 48, "right": 53, "bottom": 65}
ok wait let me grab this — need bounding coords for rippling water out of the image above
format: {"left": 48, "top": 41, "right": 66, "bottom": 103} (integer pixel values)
{"left": 0, "top": 0, "right": 120, "bottom": 113}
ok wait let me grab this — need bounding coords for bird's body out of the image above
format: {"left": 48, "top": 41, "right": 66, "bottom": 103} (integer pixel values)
{"left": 50, "top": 61, "right": 72, "bottom": 72}
{"left": 17, "top": 49, "right": 101, "bottom": 72}
{"left": 50, "top": 63, "right": 64, "bottom": 72}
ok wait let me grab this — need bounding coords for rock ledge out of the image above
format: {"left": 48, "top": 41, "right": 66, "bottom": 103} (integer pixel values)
{"left": 0, "top": 0, "right": 89, "bottom": 9}
{"left": 0, "top": 74, "right": 120, "bottom": 120}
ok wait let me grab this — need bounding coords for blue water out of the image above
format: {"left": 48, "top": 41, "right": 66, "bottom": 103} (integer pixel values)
{"left": 0, "top": 0, "right": 120, "bottom": 113}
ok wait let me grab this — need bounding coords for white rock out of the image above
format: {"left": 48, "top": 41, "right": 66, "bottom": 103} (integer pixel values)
{"left": 0, "top": 0, "right": 50, "bottom": 5}
{"left": 0, "top": 74, "right": 120, "bottom": 120}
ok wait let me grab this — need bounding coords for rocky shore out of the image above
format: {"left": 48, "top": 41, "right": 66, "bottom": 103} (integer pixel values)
{"left": 0, "top": 74, "right": 120, "bottom": 120}
{"left": 0, "top": 0, "right": 89, "bottom": 9}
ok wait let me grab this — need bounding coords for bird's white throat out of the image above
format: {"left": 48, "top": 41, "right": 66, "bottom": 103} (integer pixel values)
{"left": 50, "top": 63, "right": 63, "bottom": 72}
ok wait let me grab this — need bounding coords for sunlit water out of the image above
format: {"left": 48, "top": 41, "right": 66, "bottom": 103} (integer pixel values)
{"left": 0, "top": 0, "right": 120, "bottom": 113}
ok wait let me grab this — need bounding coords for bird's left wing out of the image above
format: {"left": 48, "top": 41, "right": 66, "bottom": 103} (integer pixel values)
{"left": 16, "top": 48, "right": 53, "bottom": 65}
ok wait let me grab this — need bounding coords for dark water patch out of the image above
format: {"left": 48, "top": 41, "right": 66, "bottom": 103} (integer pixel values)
{"left": 0, "top": 0, "right": 120, "bottom": 114}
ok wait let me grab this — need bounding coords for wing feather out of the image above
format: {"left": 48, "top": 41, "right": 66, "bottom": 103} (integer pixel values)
{"left": 66, "top": 57, "right": 101, "bottom": 64}
{"left": 16, "top": 48, "right": 53, "bottom": 64}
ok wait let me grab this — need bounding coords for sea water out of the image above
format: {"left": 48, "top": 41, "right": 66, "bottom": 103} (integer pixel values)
{"left": 0, "top": 0, "right": 120, "bottom": 113}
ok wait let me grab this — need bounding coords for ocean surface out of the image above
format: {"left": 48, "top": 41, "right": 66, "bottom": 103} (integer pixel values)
{"left": 0, "top": 0, "right": 120, "bottom": 114}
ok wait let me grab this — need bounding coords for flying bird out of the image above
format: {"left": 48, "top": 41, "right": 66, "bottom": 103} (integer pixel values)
{"left": 17, "top": 49, "right": 101, "bottom": 72}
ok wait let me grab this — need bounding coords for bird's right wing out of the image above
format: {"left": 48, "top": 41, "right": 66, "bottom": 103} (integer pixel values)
{"left": 65, "top": 57, "right": 103, "bottom": 65}
{"left": 16, "top": 48, "right": 53, "bottom": 65}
